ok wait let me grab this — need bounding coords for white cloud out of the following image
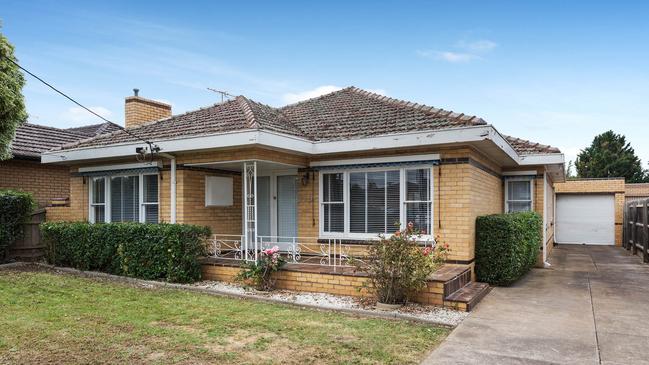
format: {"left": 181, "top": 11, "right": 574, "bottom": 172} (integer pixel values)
{"left": 282, "top": 85, "right": 342, "bottom": 104}
{"left": 417, "top": 39, "right": 497, "bottom": 63}
{"left": 458, "top": 39, "right": 497, "bottom": 52}
{"left": 366, "top": 88, "right": 387, "bottom": 96}
{"left": 417, "top": 50, "right": 479, "bottom": 63}
{"left": 60, "top": 106, "right": 113, "bottom": 125}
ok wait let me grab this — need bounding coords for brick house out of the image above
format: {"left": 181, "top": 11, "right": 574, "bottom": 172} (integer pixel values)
{"left": 42, "top": 87, "right": 565, "bottom": 309}
{"left": 1, "top": 122, "right": 121, "bottom": 207}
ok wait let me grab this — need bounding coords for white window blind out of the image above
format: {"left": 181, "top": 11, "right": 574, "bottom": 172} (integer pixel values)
{"left": 349, "top": 171, "right": 400, "bottom": 234}
{"left": 405, "top": 168, "right": 432, "bottom": 234}
{"left": 110, "top": 176, "right": 139, "bottom": 222}
{"left": 506, "top": 179, "right": 533, "bottom": 213}
{"left": 322, "top": 173, "right": 344, "bottom": 233}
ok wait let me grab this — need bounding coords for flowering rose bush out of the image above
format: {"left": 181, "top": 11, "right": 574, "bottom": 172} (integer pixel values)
{"left": 236, "top": 245, "right": 286, "bottom": 291}
{"left": 353, "top": 223, "right": 449, "bottom": 305}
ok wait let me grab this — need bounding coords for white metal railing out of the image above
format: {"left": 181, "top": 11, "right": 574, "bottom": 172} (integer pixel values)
{"left": 205, "top": 234, "right": 354, "bottom": 268}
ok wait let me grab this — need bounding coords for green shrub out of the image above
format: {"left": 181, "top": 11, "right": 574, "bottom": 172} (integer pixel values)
{"left": 0, "top": 190, "right": 35, "bottom": 260}
{"left": 475, "top": 212, "right": 542, "bottom": 286}
{"left": 41, "top": 222, "right": 210, "bottom": 283}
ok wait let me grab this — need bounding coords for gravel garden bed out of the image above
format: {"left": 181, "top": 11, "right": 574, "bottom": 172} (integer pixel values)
{"left": 192, "top": 280, "right": 469, "bottom": 327}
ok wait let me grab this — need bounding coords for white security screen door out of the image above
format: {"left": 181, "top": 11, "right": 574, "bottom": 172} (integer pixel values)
{"left": 555, "top": 194, "right": 615, "bottom": 245}
{"left": 256, "top": 176, "right": 271, "bottom": 237}
{"left": 276, "top": 175, "right": 298, "bottom": 245}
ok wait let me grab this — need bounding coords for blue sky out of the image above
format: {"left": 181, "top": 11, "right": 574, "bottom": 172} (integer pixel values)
{"left": 3, "top": 0, "right": 649, "bottom": 165}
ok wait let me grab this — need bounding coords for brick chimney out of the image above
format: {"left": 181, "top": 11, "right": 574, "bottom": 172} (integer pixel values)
{"left": 124, "top": 88, "right": 172, "bottom": 128}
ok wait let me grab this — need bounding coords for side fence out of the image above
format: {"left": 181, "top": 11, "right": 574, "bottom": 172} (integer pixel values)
{"left": 8, "top": 209, "right": 46, "bottom": 261}
{"left": 623, "top": 199, "right": 649, "bottom": 263}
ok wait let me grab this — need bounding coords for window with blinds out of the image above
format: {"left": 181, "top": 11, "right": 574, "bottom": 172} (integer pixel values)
{"left": 322, "top": 173, "right": 344, "bottom": 233}
{"left": 89, "top": 173, "right": 159, "bottom": 224}
{"left": 320, "top": 167, "right": 433, "bottom": 238}
{"left": 405, "top": 168, "right": 432, "bottom": 234}
{"left": 90, "top": 177, "right": 106, "bottom": 223}
{"left": 110, "top": 176, "right": 139, "bottom": 222}
{"left": 349, "top": 171, "right": 400, "bottom": 234}
{"left": 142, "top": 174, "right": 159, "bottom": 223}
{"left": 506, "top": 178, "right": 533, "bottom": 213}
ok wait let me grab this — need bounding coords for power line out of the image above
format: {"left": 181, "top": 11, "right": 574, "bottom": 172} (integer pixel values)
{"left": 3, "top": 55, "right": 156, "bottom": 147}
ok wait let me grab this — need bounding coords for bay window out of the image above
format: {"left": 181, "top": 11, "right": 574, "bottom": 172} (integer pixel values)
{"left": 320, "top": 167, "right": 433, "bottom": 238}
{"left": 505, "top": 177, "right": 534, "bottom": 213}
{"left": 89, "top": 173, "right": 159, "bottom": 223}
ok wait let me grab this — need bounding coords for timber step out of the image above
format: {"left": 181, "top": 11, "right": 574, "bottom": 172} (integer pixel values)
{"left": 444, "top": 282, "right": 491, "bottom": 312}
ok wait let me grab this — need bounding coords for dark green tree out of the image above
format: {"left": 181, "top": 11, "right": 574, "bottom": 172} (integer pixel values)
{"left": 0, "top": 25, "right": 27, "bottom": 160}
{"left": 576, "top": 131, "right": 648, "bottom": 183}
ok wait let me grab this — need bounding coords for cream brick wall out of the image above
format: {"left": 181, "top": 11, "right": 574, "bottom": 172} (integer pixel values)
{"left": 54, "top": 145, "right": 543, "bottom": 267}
{"left": 0, "top": 159, "right": 70, "bottom": 207}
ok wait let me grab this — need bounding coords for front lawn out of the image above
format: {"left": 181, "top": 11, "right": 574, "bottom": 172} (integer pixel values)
{"left": 0, "top": 268, "right": 448, "bottom": 364}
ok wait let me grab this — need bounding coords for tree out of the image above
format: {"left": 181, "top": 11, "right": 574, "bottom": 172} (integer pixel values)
{"left": 565, "top": 160, "right": 575, "bottom": 179}
{"left": 576, "top": 131, "right": 648, "bottom": 183}
{"left": 0, "top": 25, "right": 27, "bottom": 160}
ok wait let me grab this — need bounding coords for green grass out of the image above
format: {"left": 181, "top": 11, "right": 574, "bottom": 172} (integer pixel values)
{"left": 0, "top": 269, "right": 448, "bottom": 364}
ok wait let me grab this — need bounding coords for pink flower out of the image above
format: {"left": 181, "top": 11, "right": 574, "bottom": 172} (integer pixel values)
{"left": 423, "top": 247, "right": 433, "bottom": 256}
{"left": 407, "top": 222, "right": 414, "bottom": 229}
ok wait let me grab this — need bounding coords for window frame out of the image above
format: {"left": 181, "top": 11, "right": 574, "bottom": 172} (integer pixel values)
{"left": 89, "top": 177, "right": 108, "bottom": 223}
{"left": 88, "top": 172, "right": 160, "bottom": 224}
{"left": 504, "top": 176, "right": 535, "bottom": 213}
{"left": 319, "top": 165, "right": 434, "bottom": 240}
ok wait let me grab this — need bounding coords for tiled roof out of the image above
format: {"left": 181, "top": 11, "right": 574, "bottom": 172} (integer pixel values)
{"left": 10, "top": 123, "right": 89, "bottom": 159}
{"left": 279, "top": 87, "right": 487, "bottom": 141}
{"left": 53, "top": 86, "right": 560, "bottom": 157}
{"left": 504, "top": 135, "right": 561, "bottom": 155}
{"left": 66, "top": 122, "right": 122, "bottom": 137}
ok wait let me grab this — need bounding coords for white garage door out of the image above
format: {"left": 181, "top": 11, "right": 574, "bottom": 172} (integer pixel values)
{"left": 555, "top": 194, "right": 615, "bottom": 245}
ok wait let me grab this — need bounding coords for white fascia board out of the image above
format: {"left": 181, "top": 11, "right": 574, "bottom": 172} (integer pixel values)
{"left": 42, "top": 130, "right": 313, "bottom": 164}
{"left": 78, "top": 161, "right": 162, "bottom": 173}
{"left": 518, "top": 153, "right": 565, "bottom": 165}
{"left": 310, "top": 153, "right": 440, "bottom": 167}
{"left": 42, "top": 125, "right": 530, "bottom": 166}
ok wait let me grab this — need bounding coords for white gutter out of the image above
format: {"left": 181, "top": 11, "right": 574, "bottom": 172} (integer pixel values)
{"left": 42, "top": 125, "right": 565, "bottom": 167}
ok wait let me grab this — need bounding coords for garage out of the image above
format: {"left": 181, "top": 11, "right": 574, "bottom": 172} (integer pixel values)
{"left": 555, "top": 194, "right": 615, "bottom": 245}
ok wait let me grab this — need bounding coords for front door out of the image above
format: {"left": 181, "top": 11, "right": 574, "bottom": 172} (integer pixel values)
{"left": 256, "top": 174, "right": 298, "bottom": 249}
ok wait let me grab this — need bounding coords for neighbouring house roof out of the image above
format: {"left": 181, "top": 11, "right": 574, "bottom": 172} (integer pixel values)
{"left": 50, "top": 86, "right": 560, "bottom": 158}
{"left": 10, "top": 122, "right": 123, "bottom": 160}
{"left": 66, "top": 122, "right": 122, "bottom": 137}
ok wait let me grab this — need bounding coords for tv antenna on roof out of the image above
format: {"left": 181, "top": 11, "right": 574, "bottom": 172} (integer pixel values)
{"left": 207, "top": 88, "right": 236, "bottom": 103}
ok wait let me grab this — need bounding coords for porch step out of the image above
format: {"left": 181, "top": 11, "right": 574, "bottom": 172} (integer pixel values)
{"left": 444, "top": 282, "right": 491, "bottom": 312}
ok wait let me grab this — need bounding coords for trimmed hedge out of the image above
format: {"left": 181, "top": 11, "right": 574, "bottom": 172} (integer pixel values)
{"left": 41, "top": 222, "right": 211, "bottom": 283}
{"left": 475, "top": 212, "right": 542, "bottom": 286}
{"left": 0, "top": 190, "right": 35, "bottom": 260}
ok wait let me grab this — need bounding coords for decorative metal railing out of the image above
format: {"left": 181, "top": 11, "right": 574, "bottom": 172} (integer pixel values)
{"left": 205, "top": 234, "right": 355, "bottom": 268}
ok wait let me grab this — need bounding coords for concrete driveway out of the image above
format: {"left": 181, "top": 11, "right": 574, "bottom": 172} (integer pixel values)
{"left": 423, "top": 245, "right": 649, "bottom": 365}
